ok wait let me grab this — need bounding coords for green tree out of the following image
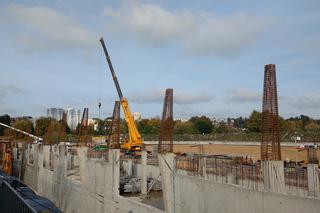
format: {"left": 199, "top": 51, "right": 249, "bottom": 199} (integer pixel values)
{"left": 283, "top": 120, "right": 301, "bottom": 132}
{"left": 174, "top": 121, "right": 198, "bottom": 134}
{"left": 305, "top": 122, "right": 320, "bottom": 131}
{"left": 137, "top": 118, "right": 160, "bottom": 134}
{"left": 233, "top": 117, "right": 247, "bottom": 129}
{"left": 136, "top": 119, "right": 149, "bottom": 134}
{"left": 247, "top": 110, "right": 262, "bottom": 132}
{"left": 35, "top": 117, "right": 51, "bottom": 136}
{"left": 300, "top": 115, "right": 312, "bottom": 129}
{"left": 88, "top": 124, "right": 95, "bottom": 135}
{"left": 216, "top": 122, "right": 229, "bottom": 133}
{"left": 146, "top": 118, "right": 160, "bottom": 134}
{"left": 189, "top": 116, "right": 213, "bottom": 134}
{"left": 0, "top": 114, "right": 10, "bottom": 135}
{"left": 44, "top": 119, "right": 63, "bottom": 143}
{"left": 120, "top": 119, "right": 128, "bottom": 134}
{"left": 7, "top": 119, "right": 34, "bottom": 140}
{"left": 94, "top": 119, "right": 106, "bottom": 135}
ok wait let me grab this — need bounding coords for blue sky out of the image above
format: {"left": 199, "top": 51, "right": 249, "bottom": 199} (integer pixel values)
{"left": 0, "top": 0, "right": 320, "bottom": 119}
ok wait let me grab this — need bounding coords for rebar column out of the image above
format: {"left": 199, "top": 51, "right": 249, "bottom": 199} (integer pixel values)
{"left": 79, "top": 108, "right": 90, "bottom": 143}
{"left": 108, "top": 101, "right": 121, "bottom": 149}
{"left": 261, "top": 64, "right": 281, "bottom": 161}
{"left": 158, "top": 88, "right": 174, "bottom": 154}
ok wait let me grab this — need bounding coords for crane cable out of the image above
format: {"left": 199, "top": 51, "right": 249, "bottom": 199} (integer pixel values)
{"left": 98, "top": 47, "right": 102, "bottom": 120}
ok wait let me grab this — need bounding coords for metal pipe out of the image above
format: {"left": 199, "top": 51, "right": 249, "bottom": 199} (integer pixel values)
{"left": 0, "top": 122, "right": 43, "bottom": 142}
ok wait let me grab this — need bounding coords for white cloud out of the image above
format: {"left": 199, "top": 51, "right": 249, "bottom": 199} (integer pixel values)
{"left": 128, "top": 89, "right": 213, "bottom": 105}
{"left": 0, "top": 85, "right": 25, "bottom": 99}
{"left": 0, "top": 85, "right": 25, "bottom": 115}
{"left": 2, "top": 4, "right": 96, "bottom": 53}
{"left": 287, "top": 93, "right": 320, "bottom": 110}
{"left": 103, "top": 2, "right": 271, "bottom": 56}
{"left": 226, "top": 87, "right": 261, "bottom": 103}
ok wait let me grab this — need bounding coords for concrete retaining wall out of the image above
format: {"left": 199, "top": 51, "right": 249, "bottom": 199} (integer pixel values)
{"left": 122, "top": 160, "right": 161, "bottom": 180}
{"left": 174, "top": 174, "right": 320, "bottom": 213}
{"left": 17, "top": 144, "right": 164, "bottom": 213}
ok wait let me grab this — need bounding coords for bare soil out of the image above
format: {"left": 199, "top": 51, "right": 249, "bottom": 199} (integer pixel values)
{"left": 147, "top": 144, "right": 320, "bottom": 162}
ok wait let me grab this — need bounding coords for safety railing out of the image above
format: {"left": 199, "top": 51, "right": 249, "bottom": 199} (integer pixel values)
{"left": 120, "top": 155, "right": 159, "bottom": 166}
{"left": 284, "top": 167, "right": 309, "bottom": 196}
{"left": 87, "top": 146, "right": 109, "bottom": 161}
{"left": 0, "top": 179, "right": 37, "bottom": 213}
{"left": 176, "top": 154, "right": 320, "bottom": 197}
{"left": 175, "top": 155, "right": 263, "bottom": 190}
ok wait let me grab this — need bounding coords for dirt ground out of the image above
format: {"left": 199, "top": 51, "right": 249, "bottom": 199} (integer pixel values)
{"left": 147, "top": 144, "right": 319, "bottom": 162}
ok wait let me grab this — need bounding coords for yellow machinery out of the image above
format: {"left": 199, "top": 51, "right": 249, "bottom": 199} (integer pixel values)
{"left": 0, "top": 122, "right": 43, "bottom": 175}
{"left": 99, "top": 38, "right": 143, "bottom": 153}
{"left": 2, "top": 143, "right": 12, "bottom": 175}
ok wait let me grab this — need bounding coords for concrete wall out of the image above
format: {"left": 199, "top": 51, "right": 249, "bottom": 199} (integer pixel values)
{"left": 173, "top": 174, "right": 320, "bottom": 213}
{"left": 17, "top": 144, "right": 320, "bottom": 213}
{"left": 22, "top": 144, "right": 39, "bottom": 190}
{"left": 18, "top": 144, "right": 164, "bottom": 213}
{"left": 122, "top": 160, "right": 161, "bottom": 180}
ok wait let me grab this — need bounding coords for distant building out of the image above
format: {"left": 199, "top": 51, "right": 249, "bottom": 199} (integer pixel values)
{"left": 47, "top": 108, "right": 64, "bottom": 121}
{"left": 176, "top": 118, "right": 189, "bottom": 122}
{"left": 77, "top": 109, "right": 81, "bottom": 123}
{"left": 47, "top": 107, "right": 82, "bottom": 131}
{"left": 227, "top": 118, "right": 235, "bottom": 129}
{"left": 88, "top": 118, "right": 99, "bottom": 131}
{"left": 66, "top": 108, "right": 82, "bottom": 131}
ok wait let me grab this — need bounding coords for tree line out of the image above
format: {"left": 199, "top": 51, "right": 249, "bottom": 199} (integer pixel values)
{"left": 1, "top": 111, "right": 320, "bottom": 142}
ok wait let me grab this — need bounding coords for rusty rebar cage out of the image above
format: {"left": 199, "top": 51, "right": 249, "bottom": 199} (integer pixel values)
{"left": 79, "top": 108, "right": 90, "bottom": 143}
{"left": 158, "top": 88, "right": 174, "bottom": 153}
{"left": 59, "top": 112, "right": 68, "bottom": 141}
{"left": 261, "top": 64, "right": 281, "bottom": 161}
{"left": 108, "top": 101, "right": 121, "bottom": 149}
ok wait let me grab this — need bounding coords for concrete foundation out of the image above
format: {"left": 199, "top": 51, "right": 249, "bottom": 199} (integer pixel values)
{"left": 307, "top": 164, "right": 320, "bottom": 197}
{"left": 141, "top": 150, "right": 147, "bottom": 196}
{"left": 158, "top": 153, "right": 175, "bottom": 213}
{"left": 261, "top": 161, "right": 285, "bottom": 193}
{"left": 174, "top": 174, "right": 320, "bottom": 213}
{"left": 11, "top": 144, "right": 320, "bottom": 213}
{"left": 15, "top": 144, "right": 163, "bottom": 213}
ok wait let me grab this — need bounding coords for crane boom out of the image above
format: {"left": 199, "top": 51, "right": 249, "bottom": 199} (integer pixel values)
{"left": 99, "top": 37, "right": 142, "bottom": 152}
{"left": 99, "top": 38, "right": 124, "bottom": 100}
{"left": 0, "top": 122, "right": 43, "bottom": 142}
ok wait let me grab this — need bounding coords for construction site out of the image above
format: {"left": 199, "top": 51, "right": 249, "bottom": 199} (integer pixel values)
{"left": 1, "top": 37, "right": 320, "bottom": 213}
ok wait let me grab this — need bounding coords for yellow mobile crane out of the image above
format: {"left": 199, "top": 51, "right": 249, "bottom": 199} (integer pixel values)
{"left": 99, "top": 37, "right": 143, "bottom": 154}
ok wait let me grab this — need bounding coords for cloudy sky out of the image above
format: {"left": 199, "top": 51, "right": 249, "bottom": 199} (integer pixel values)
{"left": 0, "top": 0, "right": 320, "bottom": 119}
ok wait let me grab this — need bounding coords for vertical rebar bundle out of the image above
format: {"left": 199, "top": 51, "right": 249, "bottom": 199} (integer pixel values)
{"left": 307, "top": 147, "right": 318, "bottom": 164}
{"left": 59, "top": 112, "right": 68, "bottom": 141}
{"left": 108, "top": 101, "right": 121, "bottom": 149}
{"left": 261, "top": 64, "right": 281, "bottom": 161}
{"left": 44, "top": 119, "right": 58, "bottom": 143}
{"left": 158, "top": 88, "right": 173, "bottom": 153}
{"left": 79, "top": 108, "right": 90, "bottom": 143}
